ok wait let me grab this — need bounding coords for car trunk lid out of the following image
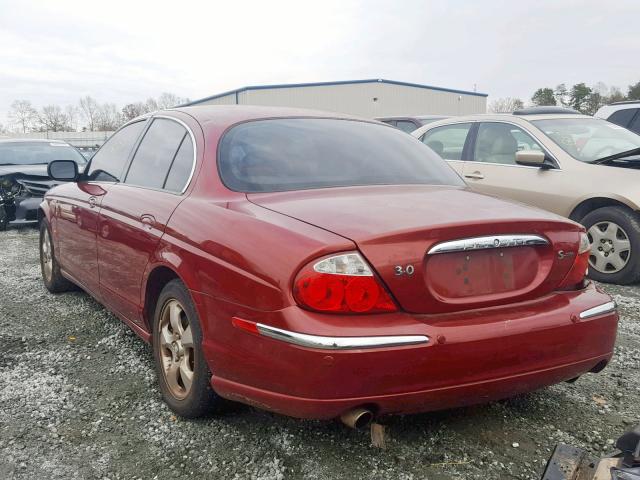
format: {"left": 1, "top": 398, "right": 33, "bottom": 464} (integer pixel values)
{"left": 248, "top": 185, "right": 583, "bottom": 314}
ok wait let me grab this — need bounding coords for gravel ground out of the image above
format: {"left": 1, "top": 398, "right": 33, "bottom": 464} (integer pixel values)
{"left": 1, "top": 226, "right": 638, "bottom": 480}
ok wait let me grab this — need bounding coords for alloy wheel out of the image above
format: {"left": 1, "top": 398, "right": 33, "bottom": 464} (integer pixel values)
{"left": 587, "top": 221, "right": 631, "bottom": 274}
{"left": 158, "top": 299, "right": 195, "bottom": 400}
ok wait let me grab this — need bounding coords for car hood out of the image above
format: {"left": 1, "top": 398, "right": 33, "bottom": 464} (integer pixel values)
{"left": 0, "top": 164, "right": 63, "bottom": 197}
{"left": 0, "top": 164, "right": 49, "bottom": 178}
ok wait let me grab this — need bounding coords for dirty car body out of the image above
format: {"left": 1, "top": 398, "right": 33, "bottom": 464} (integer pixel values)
{"left": 0, "top": 139, "right": 86, "bottom": 229}
{"left": 40, "top": 106, "right": 618, "bottom": 421}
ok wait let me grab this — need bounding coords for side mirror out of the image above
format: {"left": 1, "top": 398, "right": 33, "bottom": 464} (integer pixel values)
{"left": 48, "top": 160, "right": 79, "bottom": 181}
{"left": 515, "top": 150, "right": 547, "bottom": 167}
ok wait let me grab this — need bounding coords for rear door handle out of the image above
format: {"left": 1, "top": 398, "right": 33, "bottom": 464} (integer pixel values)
{"left": 464, "top": 171, "right": 485, "bottom": 180}
{"left": 140, "top": 214, "right": 156, "bottom": 230}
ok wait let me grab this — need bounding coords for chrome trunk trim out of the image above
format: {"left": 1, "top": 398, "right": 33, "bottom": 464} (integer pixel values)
{"left": 256, "top": 324, "right": 429, "bottom": 350}
{"left": 428, "top": 234, "right": 549, "bottom": 255}
{"left": 579, "top": 301, "right": 617, "bottom": 319}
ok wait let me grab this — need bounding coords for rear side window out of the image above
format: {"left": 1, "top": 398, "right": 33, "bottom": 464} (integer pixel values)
{"left": 125, "top": 118, "right": 188, "bottom": 190}
{"left": 87, "top": 121, "right": 145, "bottom": 182}
{"left": 218, "top": 118, "right": 463, "bottom": 193}
{"left": 421, "top": 123, "right": 472, "bottom": 160}
{"left": 608, "top": 108, "right": 637, "bottom": 128}
{"left": 164, "top": 136, "right": 194, "bottom": 192}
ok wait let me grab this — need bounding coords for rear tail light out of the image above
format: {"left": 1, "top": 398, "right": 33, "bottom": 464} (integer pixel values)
{"left": 293, "top": 252, "right": 397, "bottom": 314}
{"left": 558, "top": 232, "right": 590, "bottom": 289}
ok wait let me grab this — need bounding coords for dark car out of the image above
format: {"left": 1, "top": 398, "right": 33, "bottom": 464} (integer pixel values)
{"left": 376, "top": 115, "right": 449, "bottom": 133}
{"left": 41, "top": 106, "right": 616, "bottom": 425}
{"left": 0, "top": 139, "right": 86, "bottom": 230}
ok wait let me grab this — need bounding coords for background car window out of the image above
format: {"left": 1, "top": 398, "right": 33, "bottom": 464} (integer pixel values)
{"left": 420, "top": 123, "right": 472, "bottom": 160}
{"left": 396, "top": 120, "right": 417, "bottom": 133}
{"left": 87, "top": 121, "right": 145, "bottom": 182}
{"left": 628, "top": 112, "right": 640, "bottom": 134}
{"left": 125, "top": 118, "right": 187, "bottom": 190}
{"left": 473, "top": 123, "right": 543, "bottom": 165}
{"left": 164, "top": 135, "right": 194, "bottom": 192}
{"left": 608, "top": 108, "right": 637, "bottom": 128}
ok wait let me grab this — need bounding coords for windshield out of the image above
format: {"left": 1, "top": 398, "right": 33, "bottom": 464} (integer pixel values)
{"left": 0, "top": 141, "right": 86, "bottom": 166}
{"left": 532, "top": 118, "right": 640, "bottom": 163}
{"left": 218, "top": 118, "right": 464, "bottom": 193}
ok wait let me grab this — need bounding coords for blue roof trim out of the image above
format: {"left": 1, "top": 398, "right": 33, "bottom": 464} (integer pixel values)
{"left": 184, "top": 78, "right": 488, "bottom": 105}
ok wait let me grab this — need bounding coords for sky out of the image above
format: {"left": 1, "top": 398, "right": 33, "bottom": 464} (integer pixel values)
{"left": 1, "top": 0, "right": 639, "bottom": 124}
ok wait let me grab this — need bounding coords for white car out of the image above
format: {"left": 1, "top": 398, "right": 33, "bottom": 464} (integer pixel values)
{"left": 596, "top": 101, "right": 640, "bottom": 135}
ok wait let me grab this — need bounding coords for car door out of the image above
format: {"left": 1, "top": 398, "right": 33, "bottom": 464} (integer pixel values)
{"left": 54, "top": 120, "right": 147, "bottom": 296}
{"left": 97, "top": 116, "right": 196, "bottom": 327}
{"left": 419, "top": 122, "right": 474, "bottom": 177}
{"left": 460, "top": 121, "right": 570, "bottom": 215}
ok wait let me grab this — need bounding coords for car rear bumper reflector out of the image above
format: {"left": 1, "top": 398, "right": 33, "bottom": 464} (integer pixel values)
{"left": 579, "top": 301, "right": 617, "bottom": 319}
{"left": 427, "top": 234, "right": 549, "bottom": 255}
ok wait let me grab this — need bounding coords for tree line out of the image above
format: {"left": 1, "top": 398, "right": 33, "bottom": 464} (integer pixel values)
{"left": 490, "top": 80, "right": 640, "bottom": 114}
{"left": 2, "top": 92, "right": 189, "bottom": 134}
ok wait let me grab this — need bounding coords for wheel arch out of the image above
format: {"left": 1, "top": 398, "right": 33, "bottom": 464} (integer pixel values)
{"left": 142, "top": 264, "right": 184, "bottom": 333}
{"left": 569, "top": 196, "right": 638, "bottom": 223}
{"left": 38, "top": 198, "right": 51, "bottom": 224}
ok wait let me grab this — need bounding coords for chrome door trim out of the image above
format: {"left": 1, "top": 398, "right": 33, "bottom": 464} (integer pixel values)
{"left": 579, "top": 301, "right": 616, "bottom": 319}
{"left": 428, "top": 234, "right": 549, "bottom": 255}
{"left": 148, "top": 114, "right": 197, "bottom": 194}
{"left": 256, "top": 323, "right": 429, "bottom": 350}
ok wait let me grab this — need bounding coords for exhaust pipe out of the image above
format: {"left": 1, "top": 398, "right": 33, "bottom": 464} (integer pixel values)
{"left": 340, "top": 407, "right": 374, "bottom": 429}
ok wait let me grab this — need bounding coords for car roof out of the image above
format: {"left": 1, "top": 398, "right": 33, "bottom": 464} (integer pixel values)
{"left": 423, "top": 112, "right": 593, "bottom": 126}
{"left": 376, "top": 115, "right": 445, "bottom": 121}
{"left": 0, "top": 138, "right": 72, "bottom": 145}
{"left": 595, "top": 101, "right": 640, "bottom": 119}
{"left": 119, "top": 105, "right": 388, "bottom": 134}
{"left": 611, "top": 100, "right": 640, "bottom": 105}
{"left": 167, "top": 105, "right": 377, "bottom": 128}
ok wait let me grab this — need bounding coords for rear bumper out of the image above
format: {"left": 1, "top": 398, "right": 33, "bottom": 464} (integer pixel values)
{"left": 212, "top": 353, "right": 611, "bottom": 419}
{"left": 199, "top": 282, "right": 618, "bottom": 419}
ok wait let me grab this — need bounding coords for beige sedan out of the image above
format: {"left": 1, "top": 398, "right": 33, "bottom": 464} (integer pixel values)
{"left": 412, "top": 108, "right": 640, "bottom": 284}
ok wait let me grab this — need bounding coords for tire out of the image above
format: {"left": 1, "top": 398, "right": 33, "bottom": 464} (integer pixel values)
{"left": 152, "top": 279, "right": 220, "bottom": 418}
{"left": 581, "top": 206, "right": 640, "bottom": 285}
{"left": 39, "top": 220, "right": 73, "bottom": 293}
{"left": 0, "top": 206, "right": 7, "bottom": 231}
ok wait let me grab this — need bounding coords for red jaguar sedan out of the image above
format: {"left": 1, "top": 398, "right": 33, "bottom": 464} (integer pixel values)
{"left": 40, "top": 106, "right": 617, "bottom": 427}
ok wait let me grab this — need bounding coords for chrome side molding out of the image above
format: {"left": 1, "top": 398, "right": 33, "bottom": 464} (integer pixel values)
{"left": 256, "top": 323, "right": 429, "bottom": 350}
{"left": 428, "top": 234, "right": 549, "bottom": 255}
{"left": 579, "top": 301, "right": 617, "bottom": 319}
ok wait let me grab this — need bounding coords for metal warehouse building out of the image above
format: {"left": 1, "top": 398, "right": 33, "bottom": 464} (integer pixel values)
{"left": 186, "top": 79, "right": 487, "bottom": 118}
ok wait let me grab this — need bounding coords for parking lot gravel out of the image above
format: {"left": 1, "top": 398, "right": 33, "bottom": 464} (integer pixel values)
{"left": 1, "top": 226, "right": 638, "bottom": 480}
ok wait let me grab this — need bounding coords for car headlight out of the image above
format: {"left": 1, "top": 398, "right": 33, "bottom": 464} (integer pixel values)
{"left": 0, "top": 177, "right": 22, "bottom": 196}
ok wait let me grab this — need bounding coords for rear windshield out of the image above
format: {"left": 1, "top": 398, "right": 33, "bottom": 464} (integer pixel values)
{"left": 0, "top": 142, "right": 86, "bottom": 166}
{"left": 218, "top": 118, "right": 464, "bottom": 192}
